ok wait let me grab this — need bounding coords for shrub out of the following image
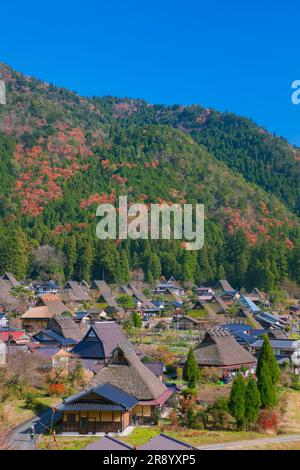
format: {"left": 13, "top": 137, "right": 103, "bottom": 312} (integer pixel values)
{"left": 48, "top": 383, "right": 67, "bottom": 396}
{"left": 258, "top": 410, "right": 279, "bottom": 433}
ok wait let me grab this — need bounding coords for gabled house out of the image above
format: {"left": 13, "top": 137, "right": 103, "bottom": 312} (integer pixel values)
{"left": 241, "top": 296, "right": 261, "bottom": 314}
{"left": 33, "top": 316, "right": 84, "bottom": 349}
{"left": 70, "top": 321, "right": 140, "bottom": 372}
{"left": 128, "top": 282, "right": 159, "bottom": 314}
{"left": 21, "top": 294, "right": 69, "bottom": 332}
{"left": 177, "top": 315, "right": 203, "bottom": 330}
{"left": 256, "top": 312, "right": 287, "bottom": 330}
{"left": 60, "top": 281, "right": 91, "bottom": 303}
{"left": 219, "top": 279, "right": 236, "bottom": 295}
{"left": 193, "top": 327, "right": 256, "bottom": 375}
{"left": 21, "top": 306, "right": 56, "bottom": 332}
{"left": 32, "top": 347, "right": 72, "bottom": 370}
{"left": 35, "top": 294, "right": 69, "bottom": 316}
{"left": 0, "top": 281, "right": 15, "bottom": 305}
{"left": 91, "top": 280, "right": 121, "bottom": 310}
{"left": 57, "top": 383, "right": 138, "bottom": 434}
{"left": 35, "top": 280, "right": 60, "bottom": 295}
{"left": 251, "top": 337, "right": 300, "bottom": 373}
{"left": 92, "top": 342, "right": 174, "bottom": 424}
{"left": 0, "top": 272, "right": 20, "bottom": 289}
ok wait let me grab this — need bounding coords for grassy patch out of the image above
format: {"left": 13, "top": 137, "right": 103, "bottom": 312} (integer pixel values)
{"left": 277, "top": 388, "right": 300, "bottom": 434}
{"left": 121, "top": 426, "right": 268, "bottom": 448}
{"left": 187, "top": 309, "right": 207, "bottom": 319}
{"left": 38, "top": 435, "right": 99, "bottom": 450}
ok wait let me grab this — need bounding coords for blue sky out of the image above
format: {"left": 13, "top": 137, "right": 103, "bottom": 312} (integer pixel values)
{"left": 1, "top": 0, "right": 300, "bottom": 144}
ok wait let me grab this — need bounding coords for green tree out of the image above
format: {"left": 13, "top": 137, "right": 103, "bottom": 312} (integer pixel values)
{"left": 256, "top": 335, "right": 280, "bottom": 385}
{"left": 183, "top": 348, "right": 200, "bottom": 388}
{"left": 245, "top": 375, "right": 261, "bottom": 426}
{"left": 131, "top": 310, "right": 142, "bottom": 328}
{"left": 256, "top": 335, "right": 279, "bottom": 409}
{"left": 257, "top": 362, "right": 277, "bottom": 409}
{"left": 228, "top": 373, "right": 246, "bottom": 430}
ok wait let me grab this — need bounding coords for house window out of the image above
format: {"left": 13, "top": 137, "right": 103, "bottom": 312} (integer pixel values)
{"left": 66, "top": 413, "right": 76, "bottom": 423}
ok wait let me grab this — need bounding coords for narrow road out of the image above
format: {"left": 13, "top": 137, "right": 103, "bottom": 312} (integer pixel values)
{"left": 7, "top": 409, "right": 61, "bottom": 450}
{"left": 197, "top": 434, "right": 300, "bottom": 450}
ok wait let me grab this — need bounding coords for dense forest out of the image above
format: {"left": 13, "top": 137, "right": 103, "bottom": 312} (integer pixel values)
{"left": 0, "top": 63, "right": 299, "bottom": 291}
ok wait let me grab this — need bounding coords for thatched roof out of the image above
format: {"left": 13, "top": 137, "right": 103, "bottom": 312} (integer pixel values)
{"left": 92, "top": 280, "right": 121, "bottom": 309}
{"left": 21, "top": 306, "right": 55, "bottom": 319}
{"left": 36, "top": 294, "right": 69, "bottom": 315}
{"left": 0, "top": 281, "right": 15, "bottom": 303}
{"left": 48, "top": 316, "right": 83, "bottom": 342}
{"left": 219, "top": 280, "right": 236, "bottom": 293}
{"left": 194, "top": 327, "right": 256, "bottom": 368}
{"left": 92, "top": 341, "right": 168, "bottom": 400}
{"left": 61, "top": 281, "right": 91, "bottom": 302}
{"left": 128, "top": 282, "right": 156, "bottom": 310}
{"left": 1, "top": 272, "right": 20, "bottom": 289}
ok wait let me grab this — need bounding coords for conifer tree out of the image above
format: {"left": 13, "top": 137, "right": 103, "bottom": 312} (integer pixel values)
{"left": 245, "top": 375, "right": 261, "bottom": 426}
{"left": 256, "top": 335, "right": 279, "bottom": 408}
{"left": 256, "top": 335, "right": 280, "bottom": 385}
{"left": 183, "top": 348, "right": 200, "bottom": 388}
{"left": 228, "top": 373, "right": 246, "bottom": 429}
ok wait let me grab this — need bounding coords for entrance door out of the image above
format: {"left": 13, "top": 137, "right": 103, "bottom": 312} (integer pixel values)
{"left": 79, "top": 417, "right": 88, "bottom": 434}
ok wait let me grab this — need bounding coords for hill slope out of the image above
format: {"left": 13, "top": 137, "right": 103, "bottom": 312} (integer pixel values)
{"left": 0, "top": 63, "right": 299, "bottom": 290}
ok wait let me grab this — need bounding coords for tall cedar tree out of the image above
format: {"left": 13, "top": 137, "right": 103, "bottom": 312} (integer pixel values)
{"left": 183, "top": 348, "right": 200, "bottom": 388}
{"left": 228, "top": 373, "right": 246, "bottom": 430}
{"left": 245, "top": 375, "right": 261, "bottom": 426}
{"left": 256, "top": 335, "right": 280, "bottom": 385}
{"left": 257, "top": 362, "right": 277, "bottom": 409}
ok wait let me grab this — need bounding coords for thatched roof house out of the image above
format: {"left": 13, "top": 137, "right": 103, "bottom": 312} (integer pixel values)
{"left": 93, "top": 342, "right": 172, "bottom": 404}
{"left": 61, "top": 281, "right": 91, "bottom": 303}
{"left": 1, "top": 272, "right": 20, "bottom": 289}
{"left": 193, "top": 327, "right": 256, "bottom": 373}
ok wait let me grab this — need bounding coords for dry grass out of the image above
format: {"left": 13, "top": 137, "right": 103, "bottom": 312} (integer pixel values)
{"left": 278, "top": 389, "right": 300, "bottom": 434}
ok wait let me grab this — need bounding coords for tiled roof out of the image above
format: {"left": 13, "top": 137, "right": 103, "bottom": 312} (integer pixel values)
{"left": 139, "top": 433, "right": 194, "bottom": 450}
{"left": 58, "top": 383, "right": 138, "bottom": 411}
{"left": 85, "top": 436, "right": 133, "bottom": 450}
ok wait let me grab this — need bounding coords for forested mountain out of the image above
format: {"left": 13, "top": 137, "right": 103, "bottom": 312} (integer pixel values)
{"left": 0, "top": 62, "right": 299, "bottom": 291}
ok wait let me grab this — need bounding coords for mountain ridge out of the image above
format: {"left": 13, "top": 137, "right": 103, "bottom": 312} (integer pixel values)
{"left": 0, "top": 62, "right": 299, "bottom": 290}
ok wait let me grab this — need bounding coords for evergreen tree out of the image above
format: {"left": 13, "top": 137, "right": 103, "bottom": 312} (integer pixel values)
{"left": 245, "top": 375, "right": 261, "bottom": 426}
{"left": 0, "top": 227, "right": 29, "bottom": 279}
{"left": 228, "top": 373, "right": 246, "bottom": 429}
{"left": 183, "top": 348, "right": 200, "bottom": 388}
{"left": 131, "top": 310, "right": 142, "bottom": 328}
{"left": 256, "top": 335, "right": 280, "bottom": 385}
{"left": 256, "top": 335, "right": 279, "bottom": 408}
{"left": 118, "top": 250, "right": 130, "bottom": 283}
{"left": 63, "top": 235, "right": 77, "bottom": 279}
{"left": 257, "top": 362, "right": 277, "bottom": 409}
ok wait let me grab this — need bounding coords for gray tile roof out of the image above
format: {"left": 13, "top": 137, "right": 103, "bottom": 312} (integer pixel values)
{"left": 139, "top": 433, "right": 195, "bottom": 450}
{"left": 85, "top": 436, "right": 133, "bottom": 450}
